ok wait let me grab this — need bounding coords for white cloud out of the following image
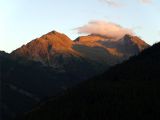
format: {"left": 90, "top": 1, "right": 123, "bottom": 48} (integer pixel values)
{"left": 75, "top": 20, "right": 134, "bottom": 39}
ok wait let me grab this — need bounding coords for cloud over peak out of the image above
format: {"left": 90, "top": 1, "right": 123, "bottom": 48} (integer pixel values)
{"left": 75, "top": 20, "right": 134, "bottom": 39}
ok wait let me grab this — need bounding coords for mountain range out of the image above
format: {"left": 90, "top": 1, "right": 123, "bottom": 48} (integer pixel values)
{"left": 0, "top": 30, "right": 149, "bottom": 120}
{"left": 18, "top": 42, "right": 160, "bottom": 120}
{"left": 11, "top": 31, "right": 149, "bottom": 66}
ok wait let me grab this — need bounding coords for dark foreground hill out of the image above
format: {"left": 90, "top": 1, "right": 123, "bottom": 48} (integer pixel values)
{"left": 19, "top": 42, "right": 160, "bottom": 120}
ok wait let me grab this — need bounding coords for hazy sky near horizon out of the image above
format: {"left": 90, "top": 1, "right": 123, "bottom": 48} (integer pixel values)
{"left": 0, "top": 0, "right": 160, "bottom": 53}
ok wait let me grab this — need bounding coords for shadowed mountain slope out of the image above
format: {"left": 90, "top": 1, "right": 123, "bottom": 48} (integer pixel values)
{"left": 0, "top": 50, "right": 99, "bottom": 120}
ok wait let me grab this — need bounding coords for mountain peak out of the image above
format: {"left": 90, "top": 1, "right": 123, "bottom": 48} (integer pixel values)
{"left": 0, "top": 51, "right": 9, "bottom": 58}
{"left": 11, "top": 31, "right": 80, "bottom": 64}
{"left": 40, "top": 30, "right": 73, "bottom": 45}
{"left": 122, "top": 34, "right": 150, "bottom": 50}
{"left": 42, "top": 30, "right": 66, "bottom": 37}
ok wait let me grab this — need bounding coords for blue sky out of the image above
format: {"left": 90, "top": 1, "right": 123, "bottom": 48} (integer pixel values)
{"left": 0, "top": 0, "right": 160, "bottom": 53}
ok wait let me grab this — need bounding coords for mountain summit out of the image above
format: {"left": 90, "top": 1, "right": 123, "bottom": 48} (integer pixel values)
{"left": 11, "top": 31, "right": 81, "bottom": 66}
{"left": 121, "top": 34, "right": 149, "bottom": 51}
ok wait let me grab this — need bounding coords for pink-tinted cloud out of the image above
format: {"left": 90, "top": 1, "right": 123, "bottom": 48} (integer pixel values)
{"left": 98, "top": 0, "right": 152, "bottom": 7}
{"left": 75, "top": 20, "right": 134, "bottom": 39}
{"left": 99, "top": 0, "right": 123, "bottom": 7}
{"left": 139, "top": 0, "right": 152, "bottom": 4}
